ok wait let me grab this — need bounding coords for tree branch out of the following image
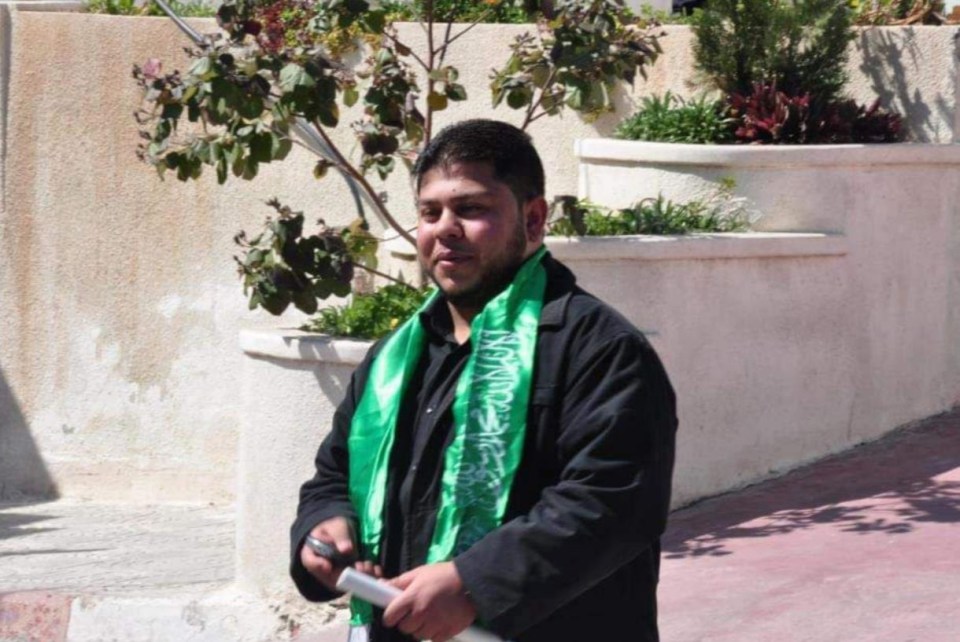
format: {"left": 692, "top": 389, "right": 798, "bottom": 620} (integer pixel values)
{"left": 383, "top": 30, "right": 431, "bottom": 72}
{"left": 433, "top": 8, "right": 494, "bottom": 59}
{"left": 312, "top": 121, "right": 417, "bottom": 247}
{"left": 425, "top": 0, "right": 436, "bottom": 144}
{"left": 520, "top": 68, "right": 558, "bottom": 130}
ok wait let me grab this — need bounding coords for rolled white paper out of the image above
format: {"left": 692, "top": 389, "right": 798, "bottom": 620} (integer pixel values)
{"left": 336, "top": 568, "right": 508, "bottom": 642}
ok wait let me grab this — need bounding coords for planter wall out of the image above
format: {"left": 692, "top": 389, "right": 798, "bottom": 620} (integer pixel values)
{"left": 572, "top": 140, "right": 960, "bottom": 503}
{"left": 237, "top": 330, "right": 370, "bottom": 596}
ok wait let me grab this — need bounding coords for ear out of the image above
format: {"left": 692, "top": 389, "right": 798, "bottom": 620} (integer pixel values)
{"left": 523, "top": 196, "right": 548, "bottom": 245}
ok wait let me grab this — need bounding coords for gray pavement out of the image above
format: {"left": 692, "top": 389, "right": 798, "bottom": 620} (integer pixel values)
{"left": 0, "top": 501, "right": 234, "bottom": 596}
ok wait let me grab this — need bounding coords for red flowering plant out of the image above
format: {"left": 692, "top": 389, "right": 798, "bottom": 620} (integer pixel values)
{"left": 727, "top": 82, "right": 903, "bottom": 144}
{"left": 132, "top": 0, "right": 662, "bottom": 325}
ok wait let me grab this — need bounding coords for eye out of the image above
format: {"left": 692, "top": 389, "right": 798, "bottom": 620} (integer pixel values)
{"left": 457, "top": 203, "right": 485, "bottom": 216}
{"left": 418, "top": 207, "right": 439, "bottom": 222}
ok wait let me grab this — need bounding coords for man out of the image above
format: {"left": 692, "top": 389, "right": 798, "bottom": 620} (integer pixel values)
{"left": 291, "top": 119, "right": 677, "bottom": 642}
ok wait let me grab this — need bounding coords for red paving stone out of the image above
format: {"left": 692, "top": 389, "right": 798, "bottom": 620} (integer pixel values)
{"left": 0, "top": 592, "right": 71, "bottom": 642}
{"left": 659, "top": 410, "right": 960, "bottom": 642}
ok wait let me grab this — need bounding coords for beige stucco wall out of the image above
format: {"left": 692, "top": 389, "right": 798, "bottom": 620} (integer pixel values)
{"left": 1, "top": 11, "right": 959, "bottom": 502}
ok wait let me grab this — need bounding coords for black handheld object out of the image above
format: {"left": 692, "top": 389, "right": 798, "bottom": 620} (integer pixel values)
{"left": 305, "top": 535, "right": 358, "bottom": 567}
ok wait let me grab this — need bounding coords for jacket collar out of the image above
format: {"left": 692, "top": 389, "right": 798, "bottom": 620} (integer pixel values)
{"left": 538, "top": 252, "right": 576, "bottom": 330}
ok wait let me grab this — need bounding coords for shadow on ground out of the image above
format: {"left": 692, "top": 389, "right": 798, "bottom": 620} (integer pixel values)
{"left": 0, "top": 510, "right": 59, "bottom": 542}
{"left": 0, "top": 364, "right": 58, "bottom": 501}
{"left": 663, "top": 410, "right": 960, "bottom": 559}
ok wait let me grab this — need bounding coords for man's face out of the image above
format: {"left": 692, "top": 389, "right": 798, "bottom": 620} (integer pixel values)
{"left": 416, "top": 161, "right": 545, "bottom": 311}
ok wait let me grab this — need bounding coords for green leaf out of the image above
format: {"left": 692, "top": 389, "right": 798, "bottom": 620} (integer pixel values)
{"left": 161, "top": 104, "right": 184, "bottom": 120}
{"left": 259, "top": 288, "right": 291, "bottom": 315}
{"left": 427, "top": 92, "right": 448, "bottom": 112}
{"left": 279, "top": 63, "right": 315, "bottom": 92}
{"left": 343, "top": 84, "right": 359, "bottom": 107}
{"left": 446, "top": 83, "right": 467, "bottom": 101}
{"left": 272, "top": 133, "right": 292, "bottom": 161}
{"left": 318, "top": 102, "right": 340, "bottom": 128}
{"left": 225, "top": 143, "right": 242, "bottom": 165}
{"left": 363, "top": 9, "right": 386, "bottom": 33}
{"left": 507, "top": 88, "right": 531, "bottom": 109}
{"left": 242, "top": 156, "right": 259, "bottom": 180}
{"left": 314, "top": 160, "right": 331, "bottom": 179}
{"left": 238, "top": 95, "right": 264, "bottom": 119}
{"left": 375, "top": 155, "right": 395, "bottom": 180}
{"left": 566, "top": 85, "right": 584, "bottom": 109}
{"left": 189, "top": 56, "right": 213, "bottom": 78}
{"left": 530, "top": 63, "right": 551, "bottom": 88}
{"left": 292, "top": 287, "right": 319, "bottom": 314}
{"left": 250, "top": 132, "right": 273, "bottom": 164}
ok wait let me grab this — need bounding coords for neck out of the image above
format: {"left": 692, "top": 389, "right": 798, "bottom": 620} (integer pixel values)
{"left": 448, "top": 303, "right": 478, "bottom": 344}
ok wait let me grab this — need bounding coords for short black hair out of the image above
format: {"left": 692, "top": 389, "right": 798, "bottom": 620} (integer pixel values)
{"left": 413, "top": 119, "right": 545, "bottom": 203}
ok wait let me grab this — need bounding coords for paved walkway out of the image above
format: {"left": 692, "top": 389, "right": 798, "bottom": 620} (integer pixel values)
{"left": 659, "top": 410, "right": 960, "bottom": 641}
{"left": 0, "top": 410, "right": 957, "bottom": 640}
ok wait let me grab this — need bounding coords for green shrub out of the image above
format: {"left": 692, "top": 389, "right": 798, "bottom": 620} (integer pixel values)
{"left": 84, "top": 0, "right": 216, "bottom": 17}
{"left": 549, "top": 190, "right": 752, "bottom": 236}
{"left": 614, "top": 92, "right": 734, "bottom": 144}
{"left": 301, "top": 283, "right": 432, "bottom": 340}
{"left": 691, "top": 0, "right": 854, "bottom": 103}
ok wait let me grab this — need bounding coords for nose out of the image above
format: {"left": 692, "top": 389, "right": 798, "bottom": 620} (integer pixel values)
{"left": 434, "top": 206, "right": 463, "bottom": 239}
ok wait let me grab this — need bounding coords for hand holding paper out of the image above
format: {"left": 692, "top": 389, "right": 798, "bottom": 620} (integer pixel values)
{"left": 337, "top": 567, "right": 506, "bottom": 642}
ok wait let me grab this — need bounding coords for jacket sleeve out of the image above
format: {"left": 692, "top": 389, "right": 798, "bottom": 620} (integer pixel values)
{"left": 289, "top": 346, "right": 378, "bottom": 602}
{"left": 453, "top": 331, "right": 677, "bottom": 639}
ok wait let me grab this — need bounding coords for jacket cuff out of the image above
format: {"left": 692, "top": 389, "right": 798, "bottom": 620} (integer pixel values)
{"left": 453, "top": 547, "right": 517, "bottom": 639}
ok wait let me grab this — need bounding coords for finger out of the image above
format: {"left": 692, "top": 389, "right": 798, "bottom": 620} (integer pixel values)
{"left": 398, "top": 611, "right": 427, "bottom": 637}
{"left": 387, "top": 570, "right": 415, "bottom": 589}
{"left": 314, "top": 520, "right": 355, "bottom": 557}
{"left": 373, "top": 564, "right": 384, "bottom": 579}
{"left": 415, "top": 622, "right": 441, "bottom": 641}
{"left": 301, "top": 546, "right": 333, "bottom": 574}
{"left": 382, "top": 592, "right": 412, "bottom": 628}
{"left": 354, "top": 561, "right": 375, "bottom": 576}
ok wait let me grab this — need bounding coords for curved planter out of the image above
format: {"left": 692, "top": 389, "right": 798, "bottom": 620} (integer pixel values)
{"left": 576, "top": 140, "right": 960, "bottom": 233}
{"left": 237, "top": 329, "right": 372, "bottom": 595}
{"left": 570, "top": 138, "right": 960, "bottom": 507}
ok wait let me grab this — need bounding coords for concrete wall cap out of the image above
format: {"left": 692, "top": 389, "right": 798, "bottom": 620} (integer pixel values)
{"left": 546, "top": 232, "right": 848, "bottom": 262}
{"left": 5, "top": 2, "right": 84, "bottom": 12}
{"left": 575, "top": 140, "right": 960, "bottom": 168}
{"left": 239, "top": 328, "right": 372, "bottom": 365}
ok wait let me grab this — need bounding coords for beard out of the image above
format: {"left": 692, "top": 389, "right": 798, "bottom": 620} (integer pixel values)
{"left": 427, "top": 216, "right": 528, "bottom": 312}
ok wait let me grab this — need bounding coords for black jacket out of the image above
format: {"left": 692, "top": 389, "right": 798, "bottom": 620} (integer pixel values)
{"left": 291, "top": 254, "right": 678, "bottom": 642}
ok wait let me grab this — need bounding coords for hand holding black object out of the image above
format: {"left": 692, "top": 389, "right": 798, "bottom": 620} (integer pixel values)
{"left": 306, "top": 534, "right": 358, "bottom": 567}
{"left": 300, "top": 516, "right": 359, "bottom": 590}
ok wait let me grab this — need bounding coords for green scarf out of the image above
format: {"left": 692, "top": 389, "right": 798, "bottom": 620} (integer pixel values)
{"left": 347, "top": 246, "right": 548, "bottom": 625}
